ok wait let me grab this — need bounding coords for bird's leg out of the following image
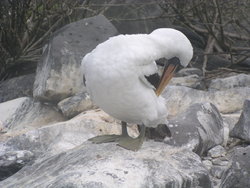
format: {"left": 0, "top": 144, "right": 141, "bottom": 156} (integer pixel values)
{"left": 89, "top": 122, "right": 146, "bottom": 151}
{"left": 118, "top": 124, "right": 146, "bottom": 151}
{"left": 88, "top": 121, "right": 129, "bottom": 144}
{"left": 121, "top": 121, "right": 129, "bottom": 137}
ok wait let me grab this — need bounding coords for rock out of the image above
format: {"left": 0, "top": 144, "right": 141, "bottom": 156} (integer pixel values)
{"left": 230, "top": 100, "right": 250, "bottom": 142}
{"left": 212, "top": 158, "right": 229, "bottom": 166}
{"left": 58, "top": 92, "right": 94, "bottom": 119}
{"left": 0, "top": 110, "right": 137, "bottom": 159}
{"left": 88, "top": 0, "right": 172, "bottom": 34}
{"left": 0, "top": 110, "right": 212, "bottom": 187}
{"left": 207, "top": 55, "right": 232, "bottom": 71}
{"left": 0, "top": 142, "right": 212, "bottom": 188}
{"left": 170, "top": 74, "right": 205, "bottom": 89}
{"left": 165, "top": 102, "right": 224, "bottom": 156}
{"left": 176, "top": 67, "right": 203, "bottom": 77}
{"left": 191, "top": 48, "right": 231, "bottom": 70}
{"left": 238, "top": 57, "right": 250, "bottom": 67}
{"left": 202, "top": 160, "right": 213, "bottom": 171}
{"left": 221, "top": 112, "right": 241, "bottom": 131}
{"left": 210, "top": 166, "right": 227, "bottom": 179}
{"left": 207, "top": 145, "right": 226, "bottom": 158}
{"left": 208, "top": 74, "right": 250, "bottom": 91}
{"left": 0, "top": 73, "right": 35, "bottom": 103}
{"left": 0, "top": 150, "right": 34, "bottom": 181}
{"left": 220, "top": 145, "right": 250, "bottom": 188}
{"left": 0, "top": 97, "right": 65, "bottom": 131}
{"left": 163, "top": 85, "right": 250, "bottom": 117}
{"left": 33, "top": 15, "right": 119, "bottom": 102}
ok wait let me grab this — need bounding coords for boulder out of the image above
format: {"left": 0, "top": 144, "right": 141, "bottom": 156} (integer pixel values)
{"left": 0, "top": 109, "right": 131, "bottom": 180}
{"left": 207, "top": 145, "right": 226, "bottom": 158}
{"left": 230, "top": 100, "right": 250, "bottom": 142}
{"left": 208, "top": 74, "right": 250, "bottom": 91}
{"left": 0, "top": 110, "right": 137, "bottom": 159}
{"left": 0, "top": 110, "right": 212, "bottom": 187}
{"left": 163, "top": 85, "right": 250, "bottom": 117}
{"left": 0, "top": 142, "right": 212, "bottom": 188}
{"left": 58, "top": 92, "right": 94, "bottom": 119}
{"left": 220, "top": 146, "right": 250, "bottom": 188}
{"left": 0, "top": 97, "right": 65, "bottom": 131}
{"left": 238, "top": 57, "right": 250, "bottom": 67}
{"left": 0, "top": 73, "right": 35, "bottom": 103}
{"left": 165, "top": 102, "right": 224, "bottom": 156}
{"left": 87, "top": 0, "right": 172, "bottom": 34}
{"left": 207, "top": 55, "right": 232, "bottom": 71}
{"left": 33, "top": 15, "right": 119, "bottom": 102}
{"left": 221, "top": 112, "right": 241, "bottom": 131}
{"left": 191, "top": 48, "right": 231, "bottom": 70}
{"left": 0, "top": 150, "right": 34, "bottom": 181}
{"left": 176, "top": 68, "right": 203, "bottom": 77}
{"left": 170, "top": 74, "right": 205, "bottom": 89}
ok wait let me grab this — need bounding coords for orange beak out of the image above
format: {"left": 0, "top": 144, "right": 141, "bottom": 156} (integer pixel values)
{"left": 155, "top": 62, "right": 179, "bottom": 96}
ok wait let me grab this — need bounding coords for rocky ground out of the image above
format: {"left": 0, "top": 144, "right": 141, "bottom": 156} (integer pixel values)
{"left": 0, "top": 15, "right": 249, "bottom": 188}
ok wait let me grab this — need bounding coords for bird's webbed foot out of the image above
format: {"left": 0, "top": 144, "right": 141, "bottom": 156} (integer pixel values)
{"left": 88, "top": 134, "right": 122, "bottom": 144}
{"left": 88, "top": 121, "right": 130, "bottom": 144}
{"left": 89, "top": 122, "right": 146, "bottom": 151}
{"left": 118, "top": 124, "right": 146, "bottom": 151}
{"left": 117, "top": 136, "right": 144, "bottom": 151}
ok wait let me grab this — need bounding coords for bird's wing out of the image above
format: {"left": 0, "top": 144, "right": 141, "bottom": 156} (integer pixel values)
{"left": 81, "top": 53, "right": 91, "bottom": 86}
{"left": 139, "top": 73, "right": 160, "bottom": 90}
{"left": 139, "top": 61, "right": 161, "bottom": 90}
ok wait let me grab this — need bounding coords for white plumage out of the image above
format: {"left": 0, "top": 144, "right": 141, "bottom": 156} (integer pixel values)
{"left": 82, "top": 28, "right": 193, "bottom": 128}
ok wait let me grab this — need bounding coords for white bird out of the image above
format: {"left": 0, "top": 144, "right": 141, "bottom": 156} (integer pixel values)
{"left": 82, "top": 28, "right": 193, "bottom": 151}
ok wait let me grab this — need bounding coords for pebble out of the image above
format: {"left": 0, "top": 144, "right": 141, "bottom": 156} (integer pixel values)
{"left": 207, "top": 145, "right": 226, "bottom": 158}
{"left": 210, "top": 166, "right": 227, "bottom": 179}
{"left": 202, "top": 160, "right": 213, "bottom": 171}
{"left": 212, "top": 158, "right": 229, "bottom": 166}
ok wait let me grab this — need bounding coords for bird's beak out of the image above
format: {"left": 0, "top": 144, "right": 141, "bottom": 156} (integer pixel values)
{"left": 155, "top": 57, "right": 180, "bottom": 96}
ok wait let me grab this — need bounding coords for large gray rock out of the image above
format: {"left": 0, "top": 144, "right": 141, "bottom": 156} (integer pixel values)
{"left": 163, "top": 86, "right": 250, "bottom": 117}
{"left": 58, "top": 92, "right": 94, "bottom": 119}
{"left": 0, "top": 110, "right": 136, "bottom": 159}
{"left": 222, "top": 112, "right": 241, "bottom": 132}
{"left": 220, "top": 145, "right": 250, "bottom": 188}
{"left": 0, "top": 97, "right": 65, "bottom": 131}
{"left": 170, "top": 74, "right": 205, "bottom": 89}
{"left": 0, "top": 110, "right": 212, "bottom": 187}
{"left": 208, "top": 74, "right": 250, "bottom": 91}
{"left": 230, "top": 100, "right": 250, "bottom": 142}
{"left": 0, "top": 142, "right": 212, "bottom": 188}
{"left": 0, "top": 110, "right": 129, "bottom": 180}
{"left": 165, "top": 103, "right": 224, "bottom": 156}
{"left": 0, "top": 150, "right": 34, "bottom": 181}
{"left": 0, "top": 74, "right": 35, "bottom": 103}
{"left": 88, "top": 0, "right": 172, "bottom": 34}
{"left": 33, "top": 15, "right": 118, "bottom": 102}
{"left": 176, "top": 68, "right": 203, "bottom": 77}
{"left": 207, "top": 145, "right": 226, "bottom": 158}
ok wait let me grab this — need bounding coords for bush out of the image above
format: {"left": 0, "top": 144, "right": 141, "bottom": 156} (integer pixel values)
{"left": 0, "top": 0, "right": 91, "bottom": 80}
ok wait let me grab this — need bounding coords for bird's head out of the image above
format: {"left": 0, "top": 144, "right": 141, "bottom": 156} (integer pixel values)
{"left": 149, "top": 28, "right": 193, "bottom": 96}
{"left": 150, "top": 28, "right": 193, "bottom": 68}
